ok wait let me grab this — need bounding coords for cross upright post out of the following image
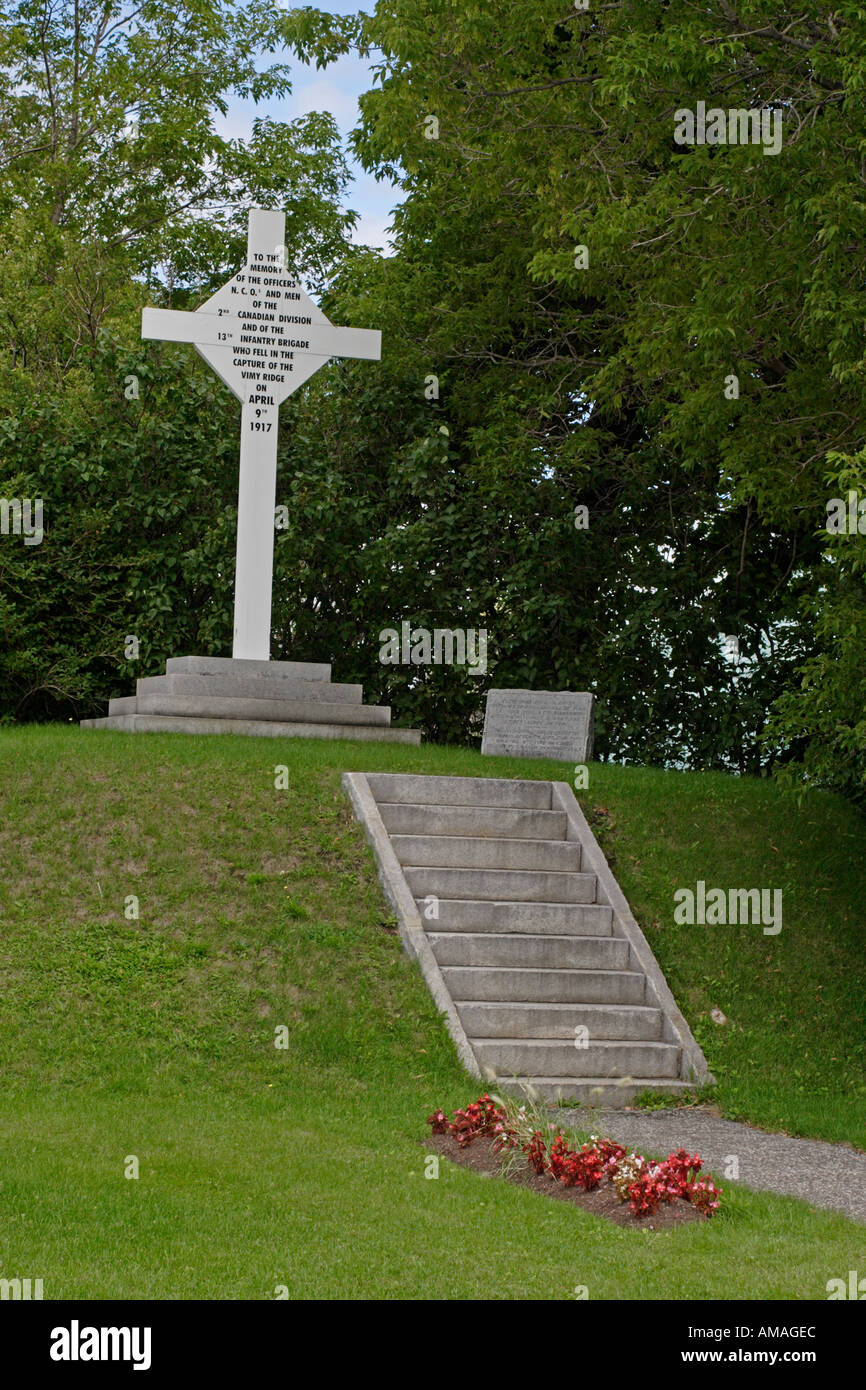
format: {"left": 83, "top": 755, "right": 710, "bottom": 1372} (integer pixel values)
{"left": 141, "top": 208, "right": 381, "bottom": 661}
{"left": 232, "top": 210, "right": 282, "bottom": 662}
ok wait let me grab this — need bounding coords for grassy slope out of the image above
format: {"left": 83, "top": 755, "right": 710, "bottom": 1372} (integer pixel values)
{"left": 585, "top": 764, "right": 866, "bottom": 1144}
{"left": 0, "top": 725, "right": 863, "bottom": 1300}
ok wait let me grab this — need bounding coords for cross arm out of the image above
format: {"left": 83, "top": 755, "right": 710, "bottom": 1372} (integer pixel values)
{"left": 142, "top": 307, "right": 381, "bottom": 361}
{"left": 141, "top": 307, "right": 222, "bottom": 346}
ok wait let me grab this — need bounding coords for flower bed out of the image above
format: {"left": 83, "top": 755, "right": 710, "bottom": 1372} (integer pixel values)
{"left": 426, "top": 1094, "right": 721, "bottom": 1227}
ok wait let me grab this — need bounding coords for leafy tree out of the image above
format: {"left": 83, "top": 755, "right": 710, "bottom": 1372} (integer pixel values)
{"left": 4, "top": 0, "right": 865, "bottom": 803}
{"left": 0, "top": 0, "right": 357, "bottom": 717}
{"left": 274, "top": 1, "right": 866, "bottom": 793}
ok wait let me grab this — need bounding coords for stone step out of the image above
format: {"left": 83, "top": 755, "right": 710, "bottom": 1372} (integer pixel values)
{"left": 107, "top": 696, "right": 138, "bottom": 715}
{"left": 366, "top": 773, "right": 550, "bottom": 810}
{"left": 423, "top": 899, "right": 614, "bottom": 935}
{"left": 166, "top": 655, "right": 331, "bottom": 681}
{"left": 349, "top": 768, "right": 711, "bottom": 1104}
{"left": 502, "top": 1077, "right": 699, "bottom": 1105}
{"left": 404, "top": 866, "right": 596, "bottom": 903}
{"left": 137, "top": 673, "right": 364, "bottom": 703}
{"left": 455, "top": 1001, "right": 663, "bottom": 1040}
{"left": 390, "top": 834, "right": 580, "bottom": 873}
{"left": 434, "top": 934, "right": 630, "bottom": 971}
{"left": 471, "top": 1038, "right": 681, "bottom": 1079}
{"left": 125, "top": 692, "right": 391, "bottom": 726}
{"left": 379, "top": 803, "right": 568, "bottom": 841}
{"left": 440, "top": 963, "right": 643, "bottom": 1003}
{"left": 80, "top": 715, "right": 421, "bottom": 744}
{"left": 347, "top": 768, "right": 711, "bottom": 1105}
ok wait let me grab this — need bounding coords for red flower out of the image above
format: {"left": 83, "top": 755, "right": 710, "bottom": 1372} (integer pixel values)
{"left": 524, "top": 1132, "right": 547, "bottom": 1174}
{"left": 431, "top": 1093, "right": 510, "bottom": 1148}
{"left": 424, "top": 1100, "right": 721, "bottom": 1218}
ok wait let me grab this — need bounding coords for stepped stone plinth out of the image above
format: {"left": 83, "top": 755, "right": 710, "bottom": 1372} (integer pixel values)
{"left": 80, "top": 656, "right": 421, "bottom": 745}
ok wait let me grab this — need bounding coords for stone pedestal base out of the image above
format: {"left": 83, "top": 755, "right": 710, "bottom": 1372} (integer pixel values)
{"left": 80, "top": 656, "right": 421, "bottom": 745}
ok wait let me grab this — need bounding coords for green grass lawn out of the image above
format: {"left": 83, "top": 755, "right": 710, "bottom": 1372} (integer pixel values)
{"left": 0, "top": 724, "right": 863, "bottom": 1299}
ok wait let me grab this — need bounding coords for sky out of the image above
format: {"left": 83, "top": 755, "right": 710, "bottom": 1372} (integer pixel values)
{"left": 213, "top": 2, "right": 400, "bottom": 253}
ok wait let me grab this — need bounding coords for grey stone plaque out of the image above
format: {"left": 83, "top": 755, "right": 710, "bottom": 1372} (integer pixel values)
{"left": 481, "top": 688, "right": 594, "bottom": 762}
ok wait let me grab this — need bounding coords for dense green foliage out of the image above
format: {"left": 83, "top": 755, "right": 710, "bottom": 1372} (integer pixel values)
{"left": 2, "top": 1, "right": 865, "bottom": 799}
{"left": 0, "top": 0, "right": 355, "bottom": 714}
{"left": 282, "top": 0, "right": 866, "bottom": 793}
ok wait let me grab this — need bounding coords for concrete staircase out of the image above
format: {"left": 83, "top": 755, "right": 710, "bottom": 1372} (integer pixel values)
{"left": 344, "top": 771, "right": 710, "bottom": 1105}
{"left": 80, "top": 656, "right": 421, "bottom": 745}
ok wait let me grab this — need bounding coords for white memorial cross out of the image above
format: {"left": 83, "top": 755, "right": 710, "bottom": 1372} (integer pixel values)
{"left": 142, "top": 208, "right": 381, "bottom": 661}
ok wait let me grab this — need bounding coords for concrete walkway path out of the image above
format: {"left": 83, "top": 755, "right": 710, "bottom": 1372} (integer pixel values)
{"left": 553, "top": 1107, "right": 866, "bottom": 1225}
